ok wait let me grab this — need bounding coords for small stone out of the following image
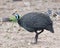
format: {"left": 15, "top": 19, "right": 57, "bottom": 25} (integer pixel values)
{"left": 18, "top": 29, "right": 21, "bottom": 31}
{"left": 14, "top": 26, "right": 17, "bottom": 28}
{"left": 28, "top": 42, "right": 31, "bottom": 45}
{"left": 45, "top": 47, "right": 49, "bottom": 48}
{"left": 24, "top": 2, "right": 30, "bottom": 7}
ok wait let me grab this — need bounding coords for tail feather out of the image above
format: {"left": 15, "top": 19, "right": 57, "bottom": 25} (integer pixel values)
{"left": 46, "top": 25, "right": 54, "bottom": 33}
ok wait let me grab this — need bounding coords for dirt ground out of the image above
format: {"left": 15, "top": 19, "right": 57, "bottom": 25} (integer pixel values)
{"left": 0, "top": 0, "right": 60, "bottom": 48}
{"left": 0, "top": 20, "right": 60, "bottom": 48}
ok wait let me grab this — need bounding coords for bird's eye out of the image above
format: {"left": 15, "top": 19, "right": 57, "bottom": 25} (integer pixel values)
{"left": 15, "top": 16, "right": 18, "bottom": 19}
{"left": 15, "top": 14, "right": 19, "bottom": 19}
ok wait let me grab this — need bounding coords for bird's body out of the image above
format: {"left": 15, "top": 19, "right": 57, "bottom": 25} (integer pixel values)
{"left": 18, "top": 12, "right": 54, "bottom": 32}
{"left": 13, "top": 12, "right": 54, "bottom": 44}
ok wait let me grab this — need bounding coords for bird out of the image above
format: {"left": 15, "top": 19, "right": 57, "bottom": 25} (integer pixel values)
{"left": 12, "top": 11, "right": 54, "bottom": 44}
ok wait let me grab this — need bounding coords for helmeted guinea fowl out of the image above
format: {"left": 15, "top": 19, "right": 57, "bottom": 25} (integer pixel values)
{"left": 12, "top": 11, "right": 54, "bottom": 44}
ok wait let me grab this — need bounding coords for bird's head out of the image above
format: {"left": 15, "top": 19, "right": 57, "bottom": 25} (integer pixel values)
{"left": 12, "top": 11, "right": 20, "bottom": 20}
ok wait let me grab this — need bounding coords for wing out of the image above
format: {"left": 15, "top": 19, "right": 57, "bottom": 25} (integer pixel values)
{"left": 21, "top": 12, "right": 52, "bottom": 29}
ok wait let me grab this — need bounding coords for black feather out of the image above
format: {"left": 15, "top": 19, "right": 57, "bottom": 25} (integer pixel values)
{"left": 14, "top": 12, "right": 54, "bottom": 44}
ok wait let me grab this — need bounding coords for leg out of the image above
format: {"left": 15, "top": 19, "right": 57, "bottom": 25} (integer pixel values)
{"left": 37, "top": 29, "right": 44, "bottom": 35}
{"left": 34, "top": 29, "right": 44, "bottom": 44}
{"left": 31, "top": 31, "right": 38, "bottom": 44}
{"left": 35, "top": 33, "right": 38, "bottom": 44}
